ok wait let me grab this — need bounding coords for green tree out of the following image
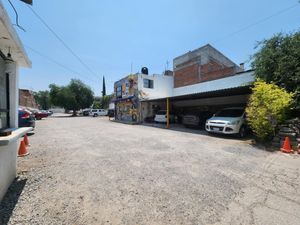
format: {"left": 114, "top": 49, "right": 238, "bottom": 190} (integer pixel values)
{"left": 34, "top": 90, "right": 51, "bottom": 109}
{"left": 100, "top": 94, "right": 113, "bottom": 109}
{"left": 49, "top": 79, "right": 94, "bottom": 115}
{"left": 251, "top": 31, "right": 300, "bottom": 111}
{"left": 246, "top": 81, "right": 293, "bottom": 141}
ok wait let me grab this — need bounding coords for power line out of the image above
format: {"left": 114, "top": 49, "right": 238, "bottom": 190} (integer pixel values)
{"left": 25, "top": 44, "right": 98, "bottom": 83}
{"left": 212, "top": 3, "right": 300, "bottom": 44}
{"left": 27, "top": 5, "right": 100, "bottom": 80}
{"left": 7, "top": 0, "right": 26, "bottom": 31}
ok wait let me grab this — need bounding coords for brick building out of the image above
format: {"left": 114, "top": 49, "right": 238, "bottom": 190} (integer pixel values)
{"left": 173, "top": 44, "right": 242, "bottom": 88}
{"left": 19, "top": 89, "right": 38, "bottom": 109}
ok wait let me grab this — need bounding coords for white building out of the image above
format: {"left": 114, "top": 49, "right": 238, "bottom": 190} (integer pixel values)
{"left": 0, "top": 1, "right": 32, "bottom": 201}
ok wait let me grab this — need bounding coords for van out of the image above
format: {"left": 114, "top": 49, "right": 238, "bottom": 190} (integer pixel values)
{"left": 89, "top": 109, "right": 108, "bottom": 117}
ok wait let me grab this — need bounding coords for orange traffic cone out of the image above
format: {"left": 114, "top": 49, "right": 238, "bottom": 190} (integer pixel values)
{"left": 281, "top": 137, "right": 293, "bottom": 153}
{"left": 23, "top": 134, "right": 30, "bottom": 146}
{"left": 18, "top": 140, "right": 29, "bottom": 157}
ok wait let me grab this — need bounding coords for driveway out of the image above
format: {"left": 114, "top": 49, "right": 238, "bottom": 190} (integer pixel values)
{"left": 1, "top": 114, "right": 300, "bottom": 225}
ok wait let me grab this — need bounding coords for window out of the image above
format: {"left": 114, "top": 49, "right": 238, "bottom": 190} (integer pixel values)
{"left": 143, "top": 79, "right": 154, "bottom": 89}
{"left": 0, "top": 72, "right": 9, "bottom": 129}
{"left": 116, "top": 86, "right": 122, "bottom": 98}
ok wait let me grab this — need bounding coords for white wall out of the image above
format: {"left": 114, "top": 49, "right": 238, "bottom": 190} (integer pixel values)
{"left": 138, "top": 74, "right": 173, "bottom": 100}
{"left": 0, "top": 139, "right": 19, "bottom": 201}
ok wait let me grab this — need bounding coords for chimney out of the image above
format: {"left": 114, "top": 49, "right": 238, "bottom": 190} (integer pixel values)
{"left": 239, "top": 63, "right": 245, "bottom": 71}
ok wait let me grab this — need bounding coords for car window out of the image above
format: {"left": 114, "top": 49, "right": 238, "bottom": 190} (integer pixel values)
{"left": 215, "top": 109, "right": 244, "bottom": 117}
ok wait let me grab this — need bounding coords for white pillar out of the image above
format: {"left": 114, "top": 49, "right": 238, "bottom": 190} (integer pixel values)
{"left": 5, "top": 59, "right": 18, "bottom": 128}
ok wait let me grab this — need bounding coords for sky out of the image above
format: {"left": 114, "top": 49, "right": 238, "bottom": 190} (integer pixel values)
{"left": 2, "top": 0, "right": 300, "bottom": 95}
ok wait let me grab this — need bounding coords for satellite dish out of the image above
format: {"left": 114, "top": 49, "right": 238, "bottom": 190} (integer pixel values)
{"left": 141, "top": 67, "right": 148, "bottom": 75}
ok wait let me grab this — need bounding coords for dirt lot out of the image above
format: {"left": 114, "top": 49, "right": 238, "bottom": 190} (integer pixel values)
{"left": 1, "top": 114, "right": 300, "bottom": 225}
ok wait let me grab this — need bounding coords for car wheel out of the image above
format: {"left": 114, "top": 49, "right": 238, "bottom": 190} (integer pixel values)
{"left": 238, "top": 126, "right": 246, "bottom": 138}
{"left": 93, "top": 114, "right": 98, "bottom": 117}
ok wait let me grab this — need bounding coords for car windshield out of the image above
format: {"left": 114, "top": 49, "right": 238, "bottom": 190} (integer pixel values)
{"left": 215, "top": 109, "right": 244, "bottom": 117}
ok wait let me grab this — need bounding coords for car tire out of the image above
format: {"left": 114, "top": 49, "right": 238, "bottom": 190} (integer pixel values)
{"left": 93, "top": 114, "right": 98, "bottom": 117}
{"left": 238, "top": 126, "right": 246, "bottom": 138}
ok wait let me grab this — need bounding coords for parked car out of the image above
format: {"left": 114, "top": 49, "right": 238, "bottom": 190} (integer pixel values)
{"left": 33, "top": 110, "right": 49, "bottom": 120}
{"left": 89, "top": 109, "right": 108, "bottom": 117}
{"left": 205, "top": 107, "right": 246, "bottom": 137}
{"left": 182, "top": 111, "right": 212, "bottom": 128}
{"left": 18, "top": 108, "right": 35, "bottom": 128}
{"left": 46, "top": 110, "right": 53, "bottom": 116}
{"left": 82, "top": 109, "right": 90, "bottom": 116}
{"left": 154, "top": 110, "right": 175, "bottom": 123}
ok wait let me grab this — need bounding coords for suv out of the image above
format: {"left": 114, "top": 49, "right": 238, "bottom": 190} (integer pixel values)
{"left": 205, "top": 107, "right": 246, "bottom": 137}
{"left": 182, "top": 111, "right": 212, "bottom": 128}
{"left": 89, "top": 109, "right": 108, "bottom": 117}
{"left": 154, "top": 110, "right": 175, "bottom": 123}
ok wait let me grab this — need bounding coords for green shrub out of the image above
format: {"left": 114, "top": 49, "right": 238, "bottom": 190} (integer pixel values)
{"left": 246, "top": 80, "right": 293, "bottom": 141}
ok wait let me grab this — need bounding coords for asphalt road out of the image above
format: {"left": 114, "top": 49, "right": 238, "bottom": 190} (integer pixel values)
{"left": 1, "top": 114, "right": 300, "bottom": 225}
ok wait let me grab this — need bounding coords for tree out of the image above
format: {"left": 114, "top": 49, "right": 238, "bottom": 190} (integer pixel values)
{"left": 49, "top": 79, "right": 94, "bottom": 115}
{"left": 34, "top": 90, "right": 51, "bottom": 109}
{"left": 246, "top": 80, "right": 293, "bottom": 141}
{"left": 102, "top": 76, "right": 106, "bottom": 97}
{"left": 251, "top": 31, "right": 300, "bottom": 111}
{"left": 100, "top": 94, "right": 113, "bottom": 109}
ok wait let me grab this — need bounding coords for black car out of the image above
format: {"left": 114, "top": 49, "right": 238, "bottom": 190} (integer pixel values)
{"left": 18, "top": 108, "right": 35, "bottom": 128}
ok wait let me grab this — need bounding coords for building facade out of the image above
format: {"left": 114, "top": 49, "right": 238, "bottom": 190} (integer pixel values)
{"left": 0, "top": 0, "right": 32, "bottom": 201}
{"left": 114, "top": 45, "right": 255, "bottom": 124}
{"left": 114, "top": 73, "right": 173, "bottom": 123}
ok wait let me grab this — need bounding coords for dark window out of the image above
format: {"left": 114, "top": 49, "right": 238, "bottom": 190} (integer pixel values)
{"left": 143, "top": 79, "right": 154, "bottom": 89}
{"left": 0, "top": 72, "right": 9, "bottom": 129}
{"left": 215, "top": 109, "right": 244, "bottom": 117}
{"left": 116, "top": 86, "right": 122, "bottom": 98}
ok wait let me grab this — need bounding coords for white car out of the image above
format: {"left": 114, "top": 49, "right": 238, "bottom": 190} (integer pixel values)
{"left": 205, "top": 107, "right": 246, "bottom": 137}
{"left": 154, "top": 110, "right": 175, "bottom": 123}
{"left": 89, "top": 109, "right": 108, "bottom": 117}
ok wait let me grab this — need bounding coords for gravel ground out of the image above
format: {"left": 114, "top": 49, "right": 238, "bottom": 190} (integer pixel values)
{"left": 1, "top": 114, "right": 300, "bottom": 225}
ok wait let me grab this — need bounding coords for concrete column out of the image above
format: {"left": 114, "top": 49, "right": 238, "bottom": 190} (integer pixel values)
{"left": 5, "top": 58, "right": 18, "bottom": 128}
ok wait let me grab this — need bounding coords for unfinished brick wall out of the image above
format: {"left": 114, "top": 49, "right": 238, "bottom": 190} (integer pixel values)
{"left": 174, "top": 60, "right": 236, "bottom": 88}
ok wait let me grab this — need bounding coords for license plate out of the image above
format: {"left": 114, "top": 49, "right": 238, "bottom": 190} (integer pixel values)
{"left": 213, "top": 127, "right": 221, "bottom": 131}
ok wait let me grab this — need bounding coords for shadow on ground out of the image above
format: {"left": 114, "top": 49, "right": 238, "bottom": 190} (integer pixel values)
{"left": 142, "top": 122, "right": 254, "bottom": 141}
{"left": 0, "top": 178, "right": 27, "bottom": 225}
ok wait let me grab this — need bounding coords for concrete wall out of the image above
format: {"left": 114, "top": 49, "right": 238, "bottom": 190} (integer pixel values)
{"left": 0, "top": 140, "right": 19, "bottom": 201}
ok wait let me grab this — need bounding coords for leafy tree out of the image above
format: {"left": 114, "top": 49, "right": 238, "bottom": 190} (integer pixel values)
{"left": 251, "top": 31, "right": 300, "bottom": 111}
{"left": 92, "top": 101, "right": 101, "bottom": 109}
{"left": 34, "top": 90, "right": 51, "bottom": 109}
{"left": 49, "top": 79, "right": 94, "bottom": 115}
{"left": 246, "top": 80, "right": 293, "bottom": 141}
{"left": 100, "top": 94, "right": 113, "bottom": 109}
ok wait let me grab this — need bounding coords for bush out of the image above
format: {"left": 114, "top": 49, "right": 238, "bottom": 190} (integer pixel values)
{"left": 246, "top": 80, "right": 293, "bottom": 141}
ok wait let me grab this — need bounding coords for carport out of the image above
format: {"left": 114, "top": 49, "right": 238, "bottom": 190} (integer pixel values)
{"left": 140, "top": 85, "right": 252, "bottom": 128}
